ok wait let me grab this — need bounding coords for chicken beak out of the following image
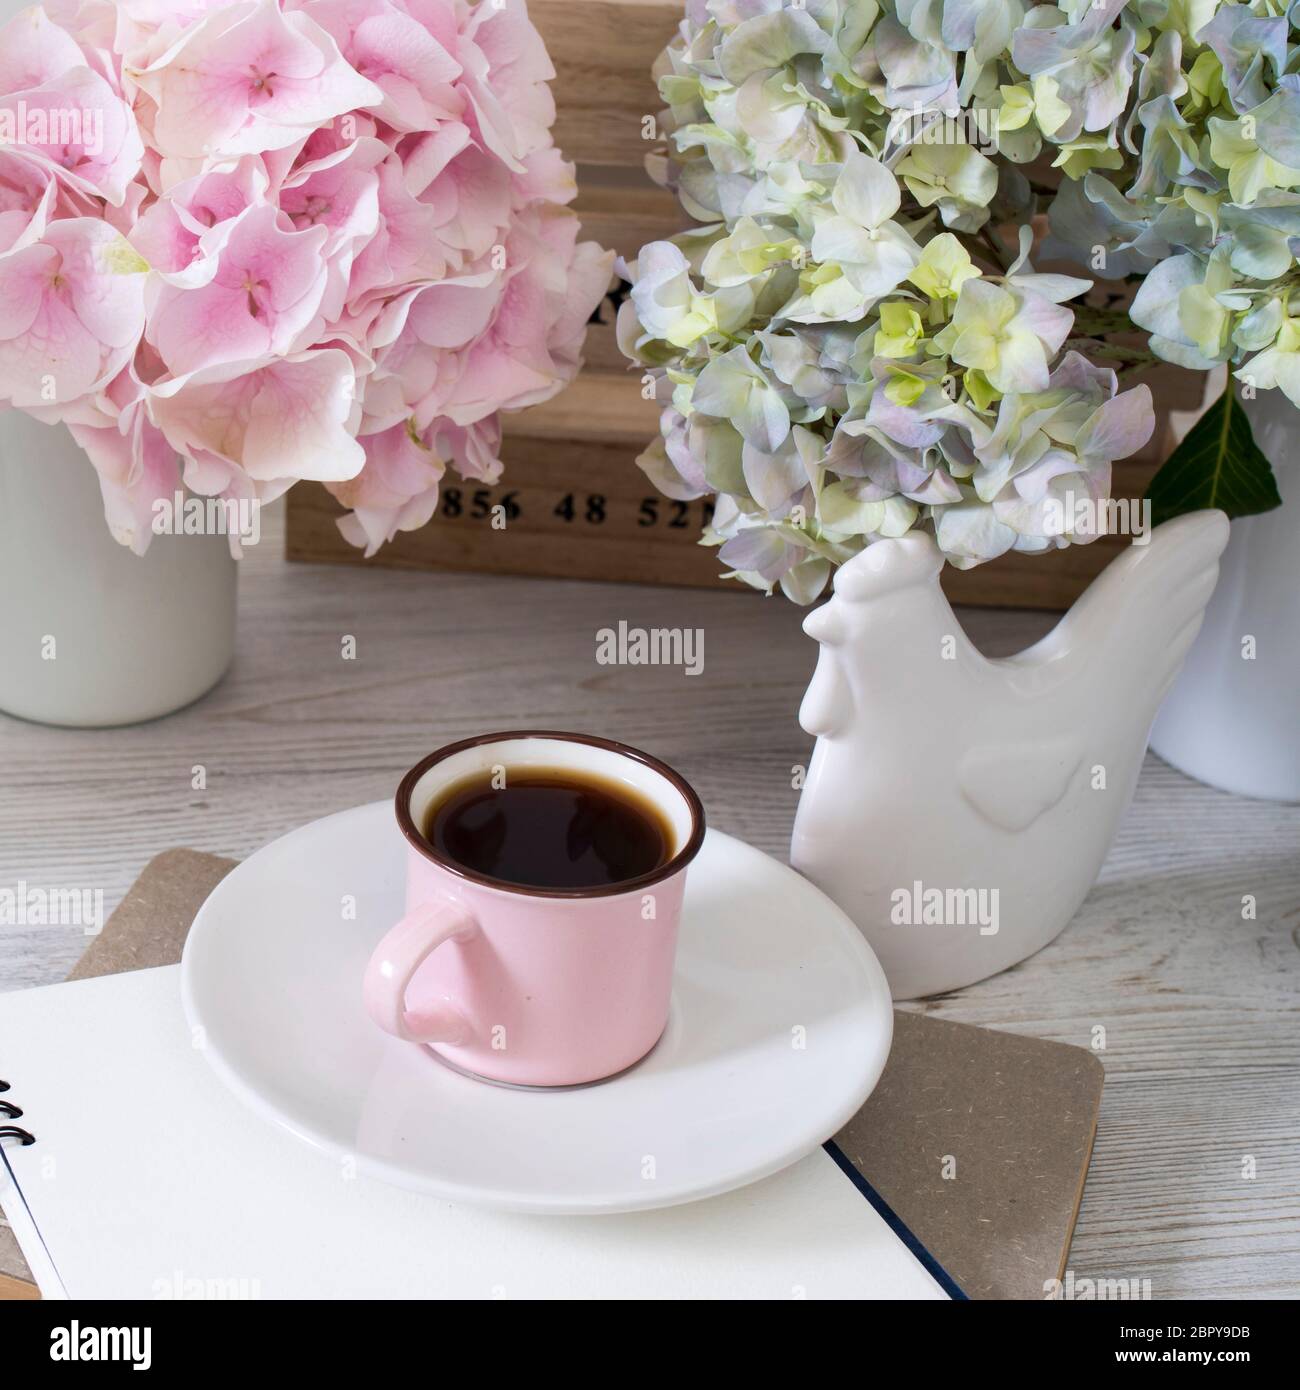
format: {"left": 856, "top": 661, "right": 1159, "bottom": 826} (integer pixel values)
{"left": 803, "top": 601, "right": 846, "bottom": 646}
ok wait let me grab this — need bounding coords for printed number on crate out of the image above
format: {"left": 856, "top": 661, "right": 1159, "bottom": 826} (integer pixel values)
{"left": 439, "top": 488, "right": 521, "bottom": 521}
{"left": 637, "top": 498, "right": 716, "bottom": 530}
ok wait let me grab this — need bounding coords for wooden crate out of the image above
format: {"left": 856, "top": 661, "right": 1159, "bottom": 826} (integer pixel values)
{"left": 536, "top": 0, "right": 676, "bottom": 169}
{"left": 285, "top": 0, "right": 1207, "bottom": 612}
{"left": 284, "top": 373, "right": 1188, "bottom": 609}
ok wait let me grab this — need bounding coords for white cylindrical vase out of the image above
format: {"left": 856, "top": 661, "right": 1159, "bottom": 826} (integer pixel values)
{"left": 0, "top": 412, "right": 238, "bottom": 728}
{"left": 1149, "top": 390, "right": 1299, "bottom": 802}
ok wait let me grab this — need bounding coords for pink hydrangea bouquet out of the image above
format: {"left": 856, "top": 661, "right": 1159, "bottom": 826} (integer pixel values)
{"left": 0, "top": 0, "right": 612, "bottom": 553}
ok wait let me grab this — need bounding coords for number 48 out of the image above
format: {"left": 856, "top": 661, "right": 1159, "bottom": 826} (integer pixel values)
{"left": 553, "top": 493, "right": 606, "bottom": 524}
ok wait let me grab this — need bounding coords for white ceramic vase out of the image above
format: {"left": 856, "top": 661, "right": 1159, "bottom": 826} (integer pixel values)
{"left": 1148, "top": 390, "right": 1299, "bottom": 802}
{"left": 0, "top": 412, "right": 238, "bottom": 728}
{"left": 790, "top": 511, "right": 1230, "bottom": 1000}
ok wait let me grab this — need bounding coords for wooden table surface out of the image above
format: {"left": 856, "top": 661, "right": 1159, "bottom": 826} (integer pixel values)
{"left": 2, "top": 505, "right": 1297, "bottom": 1300}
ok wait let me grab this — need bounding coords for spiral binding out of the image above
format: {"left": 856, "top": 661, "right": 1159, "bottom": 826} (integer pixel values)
{"left": 0, "top": 1078, "right": 35, "bottom": 1146}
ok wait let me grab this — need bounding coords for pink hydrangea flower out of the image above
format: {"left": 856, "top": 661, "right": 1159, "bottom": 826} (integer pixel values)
{"left": 70, "top": 399, "right": 181, "bottom": 555}
{"left": 0, "top": 218, "right": 146, "bottom": 409}
{"left": 331, "top": 417, "right": 445, "bottom": 553}
{"left": 0, "top": 65, "right": 145, "bottom": 205}
{"left": 146, "top": 202, "right": 329, "bottom": 372}
{"left": 0, "top": 0, "right": 612, "bottom": 554}
{"left": 304, "top": 0, "right": 463, "bottom": 132}
{"left": 131, "top": 0, "right": 384, "bottom": 159}
{"left": 129, "top": 156, "right": 270, "bottom": 274}
{"left": 148, "top": 347, "right": 366, "bottom": 483}
{"left": 0, "top": 5, "right": 84, "bottom": 92}
{"left": 0, "top": 152, "right": 57, "bottom": 253}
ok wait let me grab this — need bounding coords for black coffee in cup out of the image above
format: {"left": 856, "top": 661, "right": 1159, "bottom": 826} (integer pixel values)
{"left": 422, "top": 768, "right": 672, "bottom": 891}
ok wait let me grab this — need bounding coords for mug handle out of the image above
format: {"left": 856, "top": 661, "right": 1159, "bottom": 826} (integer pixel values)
{"left": 363, "top": 899, "right": 478, "bottom": 1045}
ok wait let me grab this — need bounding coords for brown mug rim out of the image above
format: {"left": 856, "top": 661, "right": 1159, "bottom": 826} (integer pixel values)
{"left": 395, "top": 730, "right": 707, "bottom": 899}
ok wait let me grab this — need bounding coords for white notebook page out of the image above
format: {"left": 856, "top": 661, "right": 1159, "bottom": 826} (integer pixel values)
{"left": 0, "top": 967, "right": 949, "bottom": 1299}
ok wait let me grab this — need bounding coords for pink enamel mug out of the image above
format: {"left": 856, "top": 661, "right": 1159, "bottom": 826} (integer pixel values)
{"left": 363, "top": 731, "right": 706, "bottom": 1087}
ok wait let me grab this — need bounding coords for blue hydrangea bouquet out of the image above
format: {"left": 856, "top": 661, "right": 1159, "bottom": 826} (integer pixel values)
{"left": 618, "top": 0, "right": 1287, "bottom": 599}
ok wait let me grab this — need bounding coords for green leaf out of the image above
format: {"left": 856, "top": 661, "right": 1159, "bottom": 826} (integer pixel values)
{"left": 1145, "top": 385, "right": 1283, "bottom": 527}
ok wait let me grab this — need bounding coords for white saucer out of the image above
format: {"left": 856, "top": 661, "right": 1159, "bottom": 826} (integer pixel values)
{"left": 181, "top": 802, "right": 893, "bottom": 1214}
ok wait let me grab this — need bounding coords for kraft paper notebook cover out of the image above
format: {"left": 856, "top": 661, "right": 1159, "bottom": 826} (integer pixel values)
{"left": 1, "top": 849, "right": 1103, "bottom": 1300}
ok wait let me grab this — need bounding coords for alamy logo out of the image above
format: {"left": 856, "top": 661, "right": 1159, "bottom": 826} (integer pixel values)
{"left": 0, "top": 102, "right": 104, "bottom": 157}
{"left": 885, "top": 103, "right": 999, "bottom": 155}
{"left": 152, "top": 1269, "right": 261, "bottom": 1300}
{"left": 152, "top": 491, "right": 261, "bottom": 546}
{"left": 0, "top": 881, "right": 103, "bottom": 934}
{"left": 1042, "top": 493, "right": 1151, "bottom": 546}
{"left": 890, "top": 880, "right": 999, "bottom": 935}
{"left": 595, "top": 621, "right": 704, "bottom": 676}
{"left": 50, "top": 1322, "right": 151, "bottom": 1370}
{"left": 1045, "top": 1270, "right": 1152, "bottom": 1300}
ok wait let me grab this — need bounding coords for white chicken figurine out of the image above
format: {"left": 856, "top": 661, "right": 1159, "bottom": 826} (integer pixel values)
{"left": 790, "top": 511, "right": 1231, "bottom": 999}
